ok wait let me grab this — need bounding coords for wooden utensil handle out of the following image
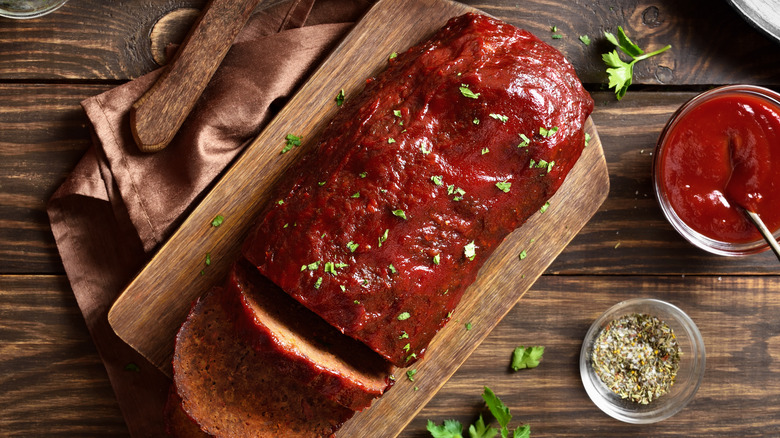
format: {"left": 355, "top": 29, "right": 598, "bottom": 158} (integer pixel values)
{"left": 131, "top": 0, "right": 263, "bottom": 153}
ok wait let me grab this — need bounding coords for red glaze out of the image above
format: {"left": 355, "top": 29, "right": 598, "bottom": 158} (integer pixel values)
{"left": 243, "top": 13, "right": 593, "bottom": 366}
{"left": 658, "top": 89, "right": 780, "bottom": 243}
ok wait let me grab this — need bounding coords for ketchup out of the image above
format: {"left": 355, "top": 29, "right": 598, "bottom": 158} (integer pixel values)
{"left": 658, "top": 86, "right": 780, "bottom": 244}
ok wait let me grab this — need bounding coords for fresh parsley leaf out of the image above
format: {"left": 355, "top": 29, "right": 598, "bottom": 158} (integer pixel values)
{"left": 482, "top": 387, "right": 512, "bottom": 432}
{"left": 517, "top": 134, "right": 530, "bottom": 148}
{"left": 540, "top": 202, "right": 550, "bottom": 213}
{"left": 210, "top": 215, "right": 224, "bottom": 227}
{"left": 602, "top": 26, "right": 671, "bottom": 100}
{"left": 393, "top": 109, "right": 402, "bottom": 117}
{"left": 579, "top": 35, "right": 591, "bottom": 45}
{"left": 551, "top": 34, "right": 562, "bottom": 39}
{"left": 432, "top": 175, "right": 444, "bottom": 186}
{"left": 306, "top": 261, "right": 321, "bottom": 270}
{"left": 347, "top": 241, "right": 359, "bottom": 252}
{"left": 397, "top": 311, "right": 411, "bottom": 321}
{"left": 314, "top": 277, "right": 323, "bottom": 289}
{"left": 482, "top": 147, "right": 490, "bottom": 155}
{"left": 465, "top": 322, "right": 472, "bottom": 331}
{"left": 511, "top": 346, "right": 545, "bottom": 371}
{"left": 460, "top": 84, "right": 480, "bottom": 99}
{"left": 489, "top": 113, "right": 508, "bottom": 123}
{"left": 433, "top": 253, "right": 441, "bottom": 265}
{"left": 388, "top": 138, "right": 396, "bottom": 144}
{"left": 539, "top": 126, "right": 558, "bottom": 138}
{"left": 496, "top": 181, "right": 511, "bottom": 193}
{"left": 281, "top": 134, "right": 302, "bottom": 154}
{"left": 518, "top": 250, "right": 527, "bottom": 260}
{"left": 389, "top": 52, "right": 398, "bottom": 60}
{"left": 469, "top": 416, "right": 498, "bottom": 438}
{"left": 513, "top": 425, "right": 531, "bottom": 438}
{"left": 388, "top": 264, "right": 397, "bottom": 274}
{"left": 335, "top": 89, "right": 345, "bottom": 106}
{"left": 205, "top": 252, "right": 211, "bottom": 266}
{"left": 427, "top": 419, "right": 463, "bottom": 438}
{"left": 585, "top": 132, "right": 591, "bottom": 147}
{"left": 392, "top": 209, "right": 407, "bottom": 219}
{"left": 406, "top": 369, "right": 417, "bottom": 382}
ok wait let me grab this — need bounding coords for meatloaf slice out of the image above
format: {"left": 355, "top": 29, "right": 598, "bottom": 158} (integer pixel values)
{"left": 242, "top": 12, "right": 594, "bottom": 366}
{"left": 172, "top": 286, "right": 354, "bottom": 438}
{"left": 226, "top": 260, "right": 393, "bottom": 411}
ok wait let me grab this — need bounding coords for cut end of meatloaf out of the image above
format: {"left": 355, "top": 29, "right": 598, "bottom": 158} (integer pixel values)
{"left": 173, "top": 286, "right": 355, "bottom": 438}
{"left": 226, "top": 260, "right": 394, "bottom": 411}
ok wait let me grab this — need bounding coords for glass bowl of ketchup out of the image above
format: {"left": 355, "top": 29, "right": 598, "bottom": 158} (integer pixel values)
{"left": 653, "top": 85, "right": 780, "bottom": 256}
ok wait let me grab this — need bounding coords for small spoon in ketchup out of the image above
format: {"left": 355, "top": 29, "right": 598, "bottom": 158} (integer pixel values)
{"left": 725, "top": 134, "right": 780, "bottom": 261}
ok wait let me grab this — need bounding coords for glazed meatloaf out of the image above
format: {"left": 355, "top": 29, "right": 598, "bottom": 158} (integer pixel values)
{"left": 242, "top": 12, "right": 594, "bottom": 366}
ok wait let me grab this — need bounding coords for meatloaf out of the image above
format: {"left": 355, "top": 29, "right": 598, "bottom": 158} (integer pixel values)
{"left": 172, "top": 286, "right": 355, "bottom": 437}
{"left": 242, "top": 12, "right": 594, "bottom": 366}
{"left": 226, "top": 260, "right": 393, "bottom": 411}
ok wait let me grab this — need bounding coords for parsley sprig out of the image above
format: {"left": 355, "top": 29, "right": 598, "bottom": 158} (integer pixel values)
{"left": 427, "top": 387, "right": 530, "bottom": 438}
{"left": 602, "top": 26, "right": 671, "bottom": 100}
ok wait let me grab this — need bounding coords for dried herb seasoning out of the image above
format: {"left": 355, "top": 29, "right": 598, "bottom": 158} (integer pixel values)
{"left": 591, "top": 313, "right": 681, "bottom": 404}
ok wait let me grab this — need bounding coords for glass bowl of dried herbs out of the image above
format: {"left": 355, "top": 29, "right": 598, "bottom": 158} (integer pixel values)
{"left": 579, "top": 298, "right": 706, "bottom": 423}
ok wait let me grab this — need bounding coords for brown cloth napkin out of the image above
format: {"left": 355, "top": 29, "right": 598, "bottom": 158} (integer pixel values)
{"left": 46, "top": 0, "right": 371, "bottom": 435}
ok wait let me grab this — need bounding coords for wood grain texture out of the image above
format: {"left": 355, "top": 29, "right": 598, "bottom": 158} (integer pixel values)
{"left": 0, "top": 275, "right": 129, "bottom": 437}
{"left": 1, "top": 0, "right": 780, "bottom": 85}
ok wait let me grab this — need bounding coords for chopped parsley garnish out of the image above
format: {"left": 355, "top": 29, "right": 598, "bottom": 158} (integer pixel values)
{"left": 496, "top": 181, "right": 511, "bottom": 193}
{"left": 324, "top": 262, "right": 336, "bottom": 275}
{"left": 459, "top": 84, "right": 480, "bottom": 99}
{"left": 473, "top": 118, "right": 480, "bottom": 125}
{"left": 489, "top": 113, "right": 508, "bottom": 122}
{"left": 447, "top": 185, "right": 466, "bottom": 201}
{"left": 585, "top": 132, "right": 592, "bottom": 146}
{"left": 306, "top": 261, "right": 321, "bottom": 270}
{"left": 403, "top": 343, "right": 411, "bottom": 352}
{"left": 530, "top": 159, "right": 555, "bottom": 173}
{"left": 351, "top": 192, "right": 360, "bottom": 198}
{"left": 210, "top": 215, "right": 224, "bottom": 227}
{"left": 359, "top": 171, "right": 367, "bottom": 178}
{"left": 431, "top": 175, "right": 444, "bottom": 186}
{"left": 481, "top": 147, "right": 490, "bottom": 155}
{"left": 397, "top": 312, "right": 411, "bottom": 321}
{"left": 540, "top": 201, "right": 550, "bottom": 213}
{"left": 379, "top": 228, "right": 389, "bottom": 246}
{"left": 406, "top": 353, "right": 417, "bottom": 362}
{"left": 393, "top": 109, "right": 402, "bottom": 117}
{"left": 340, "top": 285, "right": 347, "bottom": 292}
{"left": 406, "top": 369, "right": 417, "bottom": 382}
{"left": 518, "top": 133, "right": 531, "bottom": 148}
{"left": 392, "top": 209, "right": 407, "bottom": 220}
{"left": 511, "top": 346, "right": 545, "bottom": 370}
{"left": 465, "top": 322, "right": 472, "bottom": 331}
{"left": 205, "top": 252, "right": 211, "bottom": 266}
{"left": 335, "top": 89, "right": 345, "bottom": 106}
{"left": 314, "top": 277, "right": 323, "bottom": 289}
{"left": 518, "top": 250, "right": 527, "bottom": 260}
{"left": 389, "top": 52, "right": 398, "bottom": 60}
{"left": 539, "top": 126, "right": 558, "bottom": 138}
{"left": 579, "top": 35, "right": 591, "bottom": 45}
{"left": 318, "top": 181, "right": 326, "bottom": 186}
{"left": 277, "top": 199, "right": 284, "bottom": 205}
{"left": 388, "top": 138, "right": 396, "bottom": 144}
{"left": 464, "top": 241, "right": 476, "bottom": 261}
{"left": 281, "top": 133, "right": 302, "bottom": 154}
{"left": 550, "top": 25, "right": 558, "bottom": 32}
{"left": 388, "top": 264, "right": 397, "bottom": 274}
{"left": 603, "top": 26, "right": 671, "bottom": 100}
{"left": 399, "top": 331, "right": 409, "bottom": 339}
{"left": 433, "top": 254, "right": 440, "bottom": 265}
{"left": 552, "top": 33, "right": 563, "bottom": 39}
{"left": 420, "top": 141, "right": 432, "bottom": 154}
{"left": 347, "top": 241, "right": 359, "bottom": 252}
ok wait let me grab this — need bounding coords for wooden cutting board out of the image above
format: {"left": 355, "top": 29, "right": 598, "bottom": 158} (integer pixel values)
{"left": 108, "top": 0, "right": 609, "bottom": 435}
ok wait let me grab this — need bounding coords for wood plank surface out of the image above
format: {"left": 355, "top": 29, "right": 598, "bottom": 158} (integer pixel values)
{"left": 0, "top": 275, "right": 128, "bottom": 437}
{"left": 1, "top": 0, "right": 779, "bottom": 85}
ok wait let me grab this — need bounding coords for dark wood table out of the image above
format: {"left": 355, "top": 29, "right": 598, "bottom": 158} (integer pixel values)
{"left": 2, "top": 0, "right": 780, "bottom": 436}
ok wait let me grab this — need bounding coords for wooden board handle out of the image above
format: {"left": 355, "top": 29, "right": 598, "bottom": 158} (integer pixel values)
{"left": 130, "top": 0, "right": 263, "bottom": 153}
